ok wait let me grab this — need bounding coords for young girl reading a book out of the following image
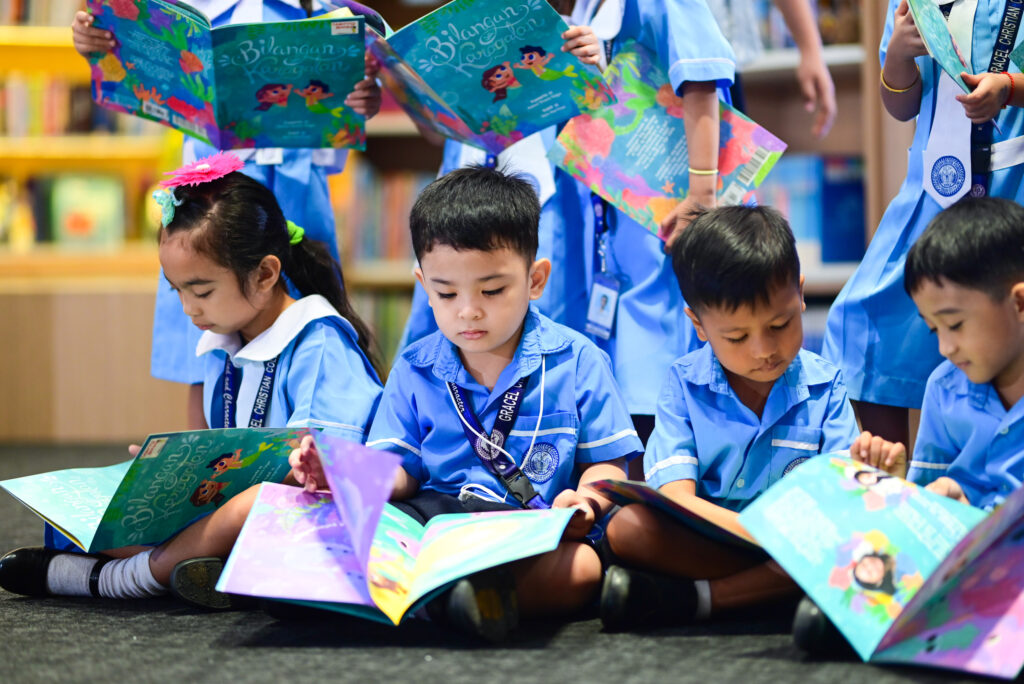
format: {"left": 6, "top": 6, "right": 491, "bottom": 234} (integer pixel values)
{"left": 0, "top": 154, "right": 383, "bottom": 606}
{"left": 71, "top": 1, "right": 382, "bottom": 431}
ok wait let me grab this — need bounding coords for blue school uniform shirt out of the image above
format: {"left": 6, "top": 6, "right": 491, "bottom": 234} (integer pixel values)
{"left": 908, "top": 361, "right": 1024, "bottom": 511}
{"left": 822, "top": 0, "right": 1024, "bottom": 408}
{"left": 576, "top": 0, "right": 736, "bottom": 415}
{"left": 368, "top": 307, "right": 643, "bottom": 504}
{"left": 151, "top": 0, "right": 346, "bottom": 386}
{"left": 198, "top": 295, "right": 382, "bottom": 442}
{"left": 644, "top": 345, "right": 859, "bottom": 512}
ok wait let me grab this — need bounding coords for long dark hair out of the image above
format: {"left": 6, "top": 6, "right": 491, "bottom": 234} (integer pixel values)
{"left": 160, "top": 172, "right": 383, "bottom": 377}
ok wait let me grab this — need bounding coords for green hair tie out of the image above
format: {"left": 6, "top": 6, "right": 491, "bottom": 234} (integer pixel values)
{"left": 286, "top": 220, "right": 305, "bottom": 245}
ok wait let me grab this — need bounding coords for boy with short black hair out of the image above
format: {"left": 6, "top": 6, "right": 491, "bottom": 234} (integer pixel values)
{"left": 291, "top": 166, "right": 643, "bottom": 641}
{"left": 899, "top": 196, "right": 1024, "bottom": 509}
{"left": 600, "top": 205, "right": 864, "bottom": 629}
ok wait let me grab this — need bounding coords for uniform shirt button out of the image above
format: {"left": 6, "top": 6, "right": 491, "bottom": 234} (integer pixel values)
{"left": 1000, "top": 428, "right": 1009, "bottom": 435}
{"left": 736, "top": 478, "right": 745, "bottom": 488}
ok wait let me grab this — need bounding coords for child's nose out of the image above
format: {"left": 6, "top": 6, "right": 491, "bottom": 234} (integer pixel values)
{"left": 937, "top": 333, "right": 957, "bottom": 358}
{"left": 458, "top": 301, "right": 483, "bottom": 320}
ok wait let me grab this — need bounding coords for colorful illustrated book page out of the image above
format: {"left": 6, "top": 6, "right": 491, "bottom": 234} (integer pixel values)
{"left": 549, "top": 40, "right": 786, "bottom": 238}
{"left": 589, "top": 479, "right": 762, "bottom": 553}
{"left": 905, "top": 0, "right": 971, "bottom": 92}
{"left": 0, "top": 427, "right": 305, "bottom": 552}
{"left": 218, "top": 433, "right": 574, "bottom": 625}
{"left": 366, "top": 0, "right": 615, "bottom": 155}
{"left": 740, "top": 455, "right": 1024, "bottom": 679}
{"left": 86, "top": 0, "right": 368, "bottom": 149}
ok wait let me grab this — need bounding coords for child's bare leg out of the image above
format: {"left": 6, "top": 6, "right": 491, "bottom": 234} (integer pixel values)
{"left": 146, "top": 484, "right": 259, "bottom": 584}
{"left": 512, "top": 541, "right": 601, "bottom": 617}
{"left": 852, "top": 400, "right": 909, "bottom": 446}
{"left": 708, "top": 559, "right": 798, "bottom": 612}
{"left": 607, "top": 503, "right": 757, "bottom": 578}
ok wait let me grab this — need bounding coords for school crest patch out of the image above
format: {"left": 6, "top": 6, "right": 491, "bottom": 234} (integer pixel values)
{"left": 930, "top": 155, "right": 966, "bottom": 197}
{"left": 783, "top": 456, "right": 810, "bottom": 476}
{"left": 522, "top": 442, "right": 559, "bottom": 483}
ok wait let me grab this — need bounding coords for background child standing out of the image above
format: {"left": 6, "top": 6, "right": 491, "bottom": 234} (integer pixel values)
{"left": 822, "top": 0, "right": 1024, "bottom": 446}
{"left": 71, "top": 1, "right": 382, "bottom": 429}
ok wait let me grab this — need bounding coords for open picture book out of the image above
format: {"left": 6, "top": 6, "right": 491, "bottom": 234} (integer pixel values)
{"left": 332, "top": 0, "right": 615, "bottom": 155}
{"left": 548, "top": 40, "right": 786, "bottom": 238}
{"left": 0, "top": 427, "right": 305, "bottom": 552}
{"left": 86, "top": 0, "right": 369, "bottom": 149}
{"left": 739, "top": 455, "right": 1024, "bottom": 680}
{"left": 216, "top": 433, "right": 575, "bottom": 625}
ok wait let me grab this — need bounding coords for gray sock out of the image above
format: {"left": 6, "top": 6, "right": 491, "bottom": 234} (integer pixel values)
{"left": 97, "top": 549, "right": 167, "bottom": 599}
{"left": 44, "top": 553, "right": 98, "bottom": 596}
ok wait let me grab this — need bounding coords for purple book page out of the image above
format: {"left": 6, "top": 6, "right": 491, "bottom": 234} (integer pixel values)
{"left": 216, "top": 482, "right": 373, "bottom": 605}
{"left": 315, "top": 434, "right": 402, "bottom": 570}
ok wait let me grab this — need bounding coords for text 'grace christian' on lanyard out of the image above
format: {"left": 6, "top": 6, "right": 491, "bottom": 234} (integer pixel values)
{"left": 446, "top": 378, "right": 550, "bottom": 509}
{"left": 212, "top": 355, "right": 281, "bottom": 429}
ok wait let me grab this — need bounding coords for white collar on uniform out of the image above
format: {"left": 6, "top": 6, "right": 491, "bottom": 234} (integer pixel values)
{"left": 191, "top": 0, "right": 320, "bottom": 24}
{"left": 195, "top": 294, "right": 342, "bottom": 362}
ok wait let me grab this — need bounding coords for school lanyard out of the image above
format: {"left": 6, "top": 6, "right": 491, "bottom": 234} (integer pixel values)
{"left": 446, "top": 377, "right": 550, "bottom": 509}
{"left": 211, "top": 355, "right": 281, "bottom": 429}
{"left": 591, "top": 192, "right": 611, "bottom": 273}
{"left": 966, "top": 0, "right": 1023, "bottom": 193}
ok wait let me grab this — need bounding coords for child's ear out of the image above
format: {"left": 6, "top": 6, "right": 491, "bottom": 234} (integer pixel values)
{"left": 529, "top": 258, "right": 551, "bottom": 300}
{"left": 684, "top": 307, "right": 708, "bottom": 342}
{"left": 1011, "top": 282, "right": 1024, "bottom": 320}
{"left": 253, "top": 255, "right": 282, "bottom": 294}
{"left": 798, "top": 274, "right": 807, "bottom": 312}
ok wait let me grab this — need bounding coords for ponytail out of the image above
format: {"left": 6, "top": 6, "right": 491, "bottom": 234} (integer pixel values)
{"left": 285, "top": 237, "right": 385, "bottom": 380}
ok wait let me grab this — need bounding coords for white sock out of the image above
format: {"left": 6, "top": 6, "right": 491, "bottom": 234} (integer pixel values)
{"left": 694, "top": 579, "right": 712, "bottom": 620}
{"left": 45, "top": 553, "right": 99, "bottom": 596}
{"left": 97, "top": 549, "right": 167, "bottom": 599}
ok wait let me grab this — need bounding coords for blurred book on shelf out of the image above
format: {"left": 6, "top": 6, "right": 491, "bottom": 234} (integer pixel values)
{"left": 0, "top": 0, "right": 69, "bottom": 25}
{"left": 754, "top": 153, "right": 865, "bottom": 267}
{"left": 1, "top": 73, "right": 164, "bottom": 136}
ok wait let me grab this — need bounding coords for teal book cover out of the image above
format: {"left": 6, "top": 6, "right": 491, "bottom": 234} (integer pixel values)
{"left": 87, "top": 0, "right": 367, "bottom": 149}
{"left": 369, "top": 0, "right": 614, "bottom": 155}
{"left": 740, "top": 455, "right": 1024, "bottom": 679}
{"left": 549, "top": 40, "right": 786, "bottom": 239}
{"left": 0, "top": 427, "right": 306, "bottom": 552}
{"left": 905, "top": 0, "right": 971, "bottom": 92}
{"left": 218, "top": 433, "right": 575, "bottom": 625}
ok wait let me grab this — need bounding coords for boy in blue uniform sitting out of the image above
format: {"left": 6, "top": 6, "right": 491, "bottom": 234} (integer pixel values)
{"left": 599, "top": 205, "right": 861, "bottom": 629}
{"left": 897, "top": 197, "right": 1024, "bottom": 508}
{"left": 291, "top": 166, "right": 643, "bottom": 641}
{"left": 795, "top": 197, "right": 1024, "bottom": 655}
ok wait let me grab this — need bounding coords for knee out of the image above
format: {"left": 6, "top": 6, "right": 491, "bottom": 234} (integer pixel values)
{"left": 605, "top": 504, "right": 656, "bottom": 562}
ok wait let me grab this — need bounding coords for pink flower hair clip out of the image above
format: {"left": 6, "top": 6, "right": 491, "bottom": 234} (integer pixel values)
{"left": 153, "top": 152, "right": 245, "bottom": 227}
{"left": 158, "top": 151, "right": 245, "bottom": 189}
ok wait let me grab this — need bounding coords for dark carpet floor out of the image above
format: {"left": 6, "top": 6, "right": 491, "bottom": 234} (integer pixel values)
{"left": 0, "top": 444, "right": 1000, "bottom": 684}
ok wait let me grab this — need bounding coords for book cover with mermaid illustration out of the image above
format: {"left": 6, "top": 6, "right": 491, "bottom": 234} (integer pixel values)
{"left": 0, "top": 427, "right": 305, "bottom": 552}
{"left": 740, "top": 455, "right": 1024, "bottom": 679}
{"left": 343, "top": 0, "right": 614, "bottom": 155}
{"left": 548, "top": 40, "right": 786, "bottom": 239}
{"left": 217, "top": 433, "right": 575, "bottom": 625}
{"left": 86, "top": 0, "right": 368, "bottom": 149}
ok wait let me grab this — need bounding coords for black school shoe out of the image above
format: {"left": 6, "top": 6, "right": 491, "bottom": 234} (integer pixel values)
{"left": 170, "top": 557, "right": 239, "bottom": 610}
{"left": 792, "top": 595, "right": 853, "bottom": 657}
{"left": 426, "top": 567, "right": 519, "bottom": 643}
{"left": 600, "top": 565, "right": 698, "bottom": 631}
{"left": 0, "top": 546, "right": 110, "bottom": 597}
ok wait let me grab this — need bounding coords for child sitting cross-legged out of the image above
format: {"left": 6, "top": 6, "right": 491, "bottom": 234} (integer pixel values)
{"left": 599, "top": 205, "right": 882, "bottom": 629}
{"left": 290, "top": 165, "right": 643, "bottom": 642}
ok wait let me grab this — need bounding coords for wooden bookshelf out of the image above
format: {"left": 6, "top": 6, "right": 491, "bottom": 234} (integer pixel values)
{"left": 0, "top": 26, "right": 89, "bottom": 82}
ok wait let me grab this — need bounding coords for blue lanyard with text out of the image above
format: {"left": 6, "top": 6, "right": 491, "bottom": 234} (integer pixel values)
{"left": 212, "top": 355, "right": 281, "bottom": 429}
{"left": 446, "top": 377, "right": 550, "bottom": 509}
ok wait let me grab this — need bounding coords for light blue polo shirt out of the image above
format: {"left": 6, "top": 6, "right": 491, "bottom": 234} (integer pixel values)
{"left": 197, "top": 295, "right": 382, "bottom": 442}
{"left": 644, "top": 345, "right": 859, "bottom": 512}
{"left": 909, "top": 361, "right": 1024, "bottom": 511}
{"left": 366, "top": 307, "right": 643, "bottom": 504}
